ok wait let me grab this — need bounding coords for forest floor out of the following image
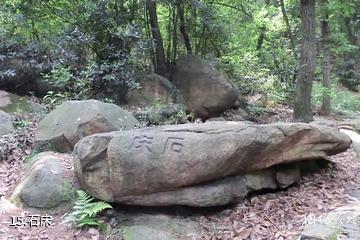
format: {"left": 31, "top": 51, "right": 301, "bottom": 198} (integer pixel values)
{"left": 0, "top": 106, "right": 359, "bottom": 240}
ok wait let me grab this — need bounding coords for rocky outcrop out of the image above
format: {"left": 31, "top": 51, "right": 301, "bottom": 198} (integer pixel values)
{"left": 0, "top": 90, "right": 45, "bottom": 114}
{"left": 126, "top": 73, "right": 184, "bottom": 106}
{"left": 171, "top": 55, "right": 239, "bottom": 119}
{"left": 0, "top": 110, "right": 13, "bottom": 136}
{"left": 11, "top": 152, "right": 78, "bottom": 209}
{"left": 34, "top": 100, "right": 140, "bottom": 152}
{"left": 74, "top": 121, "right": 351, "bottom": 206}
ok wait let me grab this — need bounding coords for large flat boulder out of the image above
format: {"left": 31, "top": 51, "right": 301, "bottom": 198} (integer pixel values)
{"left": 74, "top": 122, "right": 351, "bottom": 206}
{"left": 171, "top": 55, "right": 239, "bottom": 119}
{"left": 34, "top": 100, "right": 140, "bottom": 152}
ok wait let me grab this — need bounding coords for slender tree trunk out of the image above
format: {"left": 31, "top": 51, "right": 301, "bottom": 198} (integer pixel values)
{"left": 279, "top": 0, "right": 298, "bottom": 85}
{"left": 344, "top": 17, "right": 358, "bottom": 46}
{"left": 172, "top": 9, "right": 179, "bottom": 63}
{"left": 256, "top": 26, "right": 266, "bottom": 51}
{"left": 320, "top": 0, "right": 331, "bottom": 115}
{"left": 146, "top": 0, "right": 167, "bottom": 76}
{"left": 166, "top": 5, "right": 173, "bottom": 63}
{"left": 144, "top": 6, "right": 156, "bottom": 70}
{"left": 279, "top": 0, "right": 297, "bottom": 59}
{"left": 293, "top": 0, "right": 316, "bottom": 123}
{"left": 196, "top": 25, "right": 206, "bottom": 55}
{"left": 176, "top": 0, "right": 192, "bottom": 54}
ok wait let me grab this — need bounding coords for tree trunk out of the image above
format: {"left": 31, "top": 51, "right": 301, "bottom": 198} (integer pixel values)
{"left": 172, "top": 8, "right": 179, "bottom": 63}
{"left": 344, "top": 17, "right": 358, "bottom": 46}
{"left": 293, "top": 0, "right": 316, "bottom": 123}
{"left": 256, "top": 26, "right": 266, "bottom": 51}
{"left": 176, "top": 0, "right": 192, "bottom": 54}
{"left": 144, "top": 6, "right": 156, "bottom": 70}
{"left": 279, "top": 0, "right": 297, "bottom": 59}
{"left": 146, "top": 0, "right": 167, "bottom": 76}
{"left": 320, "top": 0, "right": 331, "bottom": 115}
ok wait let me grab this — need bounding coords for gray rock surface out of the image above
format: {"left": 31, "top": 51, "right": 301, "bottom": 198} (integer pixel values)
{"left": 171, "top": 55, "right": 239, "bottom": 119}
{"left": 74, "top": 121, "right": 351, "bottom": 206}
{"left": 34, "top": 100, "right": 140, "bottom": 152}
{"left": 126, "top": 73, "right": 184, "bottom": 106}
{"left": 0, "top": 110, "right": 13, "bottom": 136}
{"left": 0, "top": 90, "right": 45, "bottom": 114}
{"left": 300, "top": 205, "right": 360, "bottom": 240}
{"left": 340, "top": 129, "right": 360, "bottom": 156}
{"left": 11, "top": 152, "right": 78, "bottom": 209}
{"left": 118, "top": 213, "right": 200, "bottom": 240}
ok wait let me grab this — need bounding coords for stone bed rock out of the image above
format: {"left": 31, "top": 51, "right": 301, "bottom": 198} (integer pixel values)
{"left": 34, "top": 100, "right": 140, "bottom": 153}
{"left": 74, "top": 121, "right": 351, "bottom": 207}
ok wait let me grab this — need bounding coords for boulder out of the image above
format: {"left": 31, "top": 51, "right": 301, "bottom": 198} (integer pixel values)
{"left": 0, "top": 110, "right": 13, "bottom": 136}
{"left": 300, "top": 205, "right": 360, "bottom": 240}
{"left": 118, "top": 213, "right": 200, "bottom": 240}
{"left": 311, "top": 117, "right": 337, "bottom": 128}
{"left": 74, "top": 121, "right": 351, "bottom": 206}
{"left": 171, "top": 55, "right": 239, "bottom": 119}
{"left": 114, "top": 164, "right": 304, "bottom": 207}
{"left": 34, "top": 100, "right": 140, "bottom": 152}
{"left": 11, "top": 152, "right": 78, "bottom": 209}
{"left": 126, "top": 73, "right": 184, "bottom": 106}
{"left": 339, "top": 129, "right": 360, "bottom": 156}
{"left": 0, "top": 90, "right": 45, "bottom": 114}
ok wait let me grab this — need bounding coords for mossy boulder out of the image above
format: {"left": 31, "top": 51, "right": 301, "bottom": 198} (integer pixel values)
{"left": 126, "top": 73, "right": 184, "bottom": 106}
{"left": 11, "top": 152, "right": 78, "bottom": 209}
{"left": 0, "top": 90, "right": 45, "bottom": 114}
{"left": 34, "top": 100, "right": 140, "bottom": 152}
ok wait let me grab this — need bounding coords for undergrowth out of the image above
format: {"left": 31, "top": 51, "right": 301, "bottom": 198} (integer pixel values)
{"left": 64, "top": 190, "right": 112, "bottom": 231}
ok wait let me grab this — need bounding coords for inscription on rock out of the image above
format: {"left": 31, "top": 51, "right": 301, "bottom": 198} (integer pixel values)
{"left": 129, "top": 135, "right": 185, "bottom": 154}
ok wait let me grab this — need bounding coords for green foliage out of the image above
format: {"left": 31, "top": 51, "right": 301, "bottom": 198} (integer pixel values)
{"left": 42, "top": 65, "right": 73, "bottom": 89}
{"left": 134, "top": 101, "right": 194, "bottom": 126}
{"left": 65, "top": 190, "right": 112, "bottom": 231}
{"left": 312, "top": 81, "right": 360, "bottom": 114}
{"left": 0, "top": 0, "right": 359, "bottom": 111}
{"left": 13, "top": 118, "right": 32, "bottom": 129}
{"left": 248, "top": 106, "right": 273, "bottom": 117}
{"left": 43, "top": 91, "right": 69, "bottom": 110}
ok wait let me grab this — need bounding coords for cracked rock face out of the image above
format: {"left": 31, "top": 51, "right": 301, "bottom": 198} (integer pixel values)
{"left": 73, "top": 121, "right": 351, "bottom": 206}
{"left": 34, "top": 100, "right": 140, "bottom": 153}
